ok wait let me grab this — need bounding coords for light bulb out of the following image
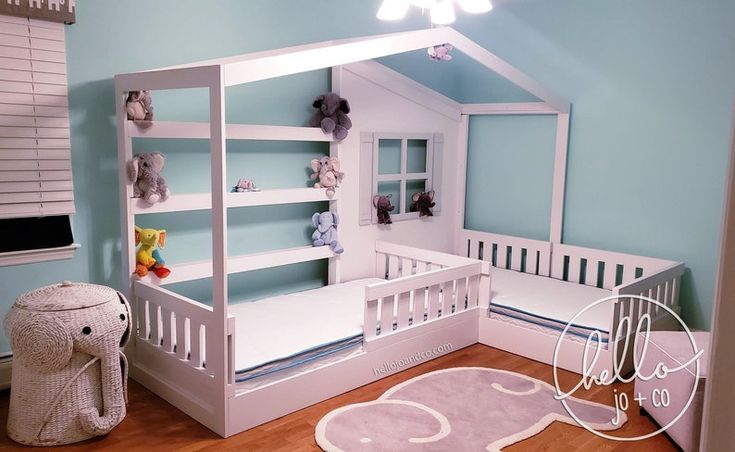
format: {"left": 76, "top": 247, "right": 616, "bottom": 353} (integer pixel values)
{"left": 431, "top": 0, "right": 456, "bottom": 24}
{"left": 457, "top": 0, "right": 493, "bottom": 14}
{"left": 409, "top": 0, "right": 437, "bottom": 8}
{"left": 377, "top": 0, "right": 410, "bottom": 21}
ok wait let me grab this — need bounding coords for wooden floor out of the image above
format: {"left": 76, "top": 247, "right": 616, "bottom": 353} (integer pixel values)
{"left": 0, "top": 344, "right": 677, "bottom": 451}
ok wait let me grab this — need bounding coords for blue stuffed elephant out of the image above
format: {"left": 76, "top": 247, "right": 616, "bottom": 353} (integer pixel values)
{"left": 312, "top": 211, "right": 344, "bottom": 254}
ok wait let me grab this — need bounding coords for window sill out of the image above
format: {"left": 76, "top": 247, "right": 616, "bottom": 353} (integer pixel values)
{"left": 0, "top": 243, "right": 81, "bottom": 267}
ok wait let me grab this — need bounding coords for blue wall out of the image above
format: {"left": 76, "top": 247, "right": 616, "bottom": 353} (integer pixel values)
{"left": 0, "top": 0, "right": 733, "bottom": 354}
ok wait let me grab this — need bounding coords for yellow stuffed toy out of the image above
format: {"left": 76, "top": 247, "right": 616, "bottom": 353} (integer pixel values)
{"left": 134, "top": 226, "right": 170, "bottom": 279}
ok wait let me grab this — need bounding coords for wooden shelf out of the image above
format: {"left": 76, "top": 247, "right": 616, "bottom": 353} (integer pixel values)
{"left": 136, "top": 245, "right": 337, "bottom": 285}
{"left": 131, "top": 188, "right": 337, "bottom": 214}
{"left": 128, "top": 120, "right": 335, "bottom": 142}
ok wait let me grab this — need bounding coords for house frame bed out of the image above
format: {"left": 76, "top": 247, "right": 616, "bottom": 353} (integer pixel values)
{"left": 115, "top": 27, "right": 684, "bottom": 438}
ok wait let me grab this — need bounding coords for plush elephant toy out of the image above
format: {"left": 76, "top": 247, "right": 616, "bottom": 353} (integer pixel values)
{"left": 310, "top": 156, "right": 344, "bottom": 197}
{"left": 127, "top": 152, "right": 170, "bottom": 204}
{"left": 4, "top": 283, "right": 131, "bottom": 445}
{"left": 309, "top": 92, "right": 352, "bottom": 141}
{"left": 316, "top": 367, "right": 624, "bottom": 451}
{"left": 312, "top": 211, "right": 344, "bottom": 254}
{"left": 373, "top": 194, "right": 395, "bottom": 224}
{"left": 428, "top": 43, "right": 453, "bottom": 61}
{"left": 134, "top": 226, "right": 170, "bottom": 279}
{"left": 125, "top": 90, "right": 154, "bottom": 122}
{"left": 410, "top": 190, "right": 435, "bottom": 217}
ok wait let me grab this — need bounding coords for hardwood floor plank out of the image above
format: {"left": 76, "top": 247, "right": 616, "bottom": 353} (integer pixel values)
{"left": 0, "top": 344, "right": 677, "bottom": 451}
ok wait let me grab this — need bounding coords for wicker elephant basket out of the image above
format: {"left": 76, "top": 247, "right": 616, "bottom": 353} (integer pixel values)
{"left": 3, "top": 281, "right": 131, "bottom": 446}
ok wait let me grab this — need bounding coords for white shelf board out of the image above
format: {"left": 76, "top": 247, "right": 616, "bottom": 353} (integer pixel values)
{"left": 137, "top": 245, "right": 337, "bottom": 286}
{"left": 131, "top": 188, "right": 337, "bottom": 214}
{"left": 128, "top": 120, "right": 334, "bottom": 142}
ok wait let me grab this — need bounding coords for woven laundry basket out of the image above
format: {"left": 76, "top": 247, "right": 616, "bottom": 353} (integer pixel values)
{"left": 4, "top": 281, "right": 131, "bottom": 446}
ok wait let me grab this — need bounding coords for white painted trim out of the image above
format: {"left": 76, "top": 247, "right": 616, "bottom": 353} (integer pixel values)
{"left": 549, "top": 113, "right": 570, "bottom": 244}
{"left": 0, "top": 243, "right": 79, "bottom": 267}
{"left": 343, "top": 60, "right": 461, "bottom": 122}
{"left": 453, "top": 115, "right": 470, "bottom": 254}
{"left": 701, "top": 101, "right": 735, "bottom": 451}
{"left": 460, "top": 102, "right": 558, "bottom": 115}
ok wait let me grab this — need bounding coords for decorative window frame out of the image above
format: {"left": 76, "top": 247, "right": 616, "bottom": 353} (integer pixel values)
{"left": 359, "top": 132, "right": 443, "bottom": 225}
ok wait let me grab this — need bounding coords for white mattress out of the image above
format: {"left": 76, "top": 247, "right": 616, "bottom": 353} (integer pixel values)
{"left": 229, "top": 278, "right": 382, "bottom": 375}
{"left": 490, "top": 268, "right": 612, "bottom": 335}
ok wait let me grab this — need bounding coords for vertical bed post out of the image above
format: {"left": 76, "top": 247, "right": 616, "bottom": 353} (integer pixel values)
{"left": 329, "top": 66, "right": 342, "bottom": 285}
{"left": 454, "top": 114, "right": 470, "bottom": 255}
{"left": 208, "top": 65, "right": 230, "bottom": 435}
{"left": 115, "top": 77, "right": 136, "bottom": 361}
{"left": 549, "top": 112, "right": 570, "bottom": 244}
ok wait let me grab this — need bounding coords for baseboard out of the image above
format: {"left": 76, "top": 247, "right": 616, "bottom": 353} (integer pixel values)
{"left": 0, "top": 357, "right": 12, "bottom": 390}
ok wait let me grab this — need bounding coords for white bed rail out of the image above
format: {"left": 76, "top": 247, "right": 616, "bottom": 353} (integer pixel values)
{"left": 458, "top": 229, "right": 552, "bottom": 276}
{"left": 551, "top": 243, "right": 678, "bottom": 290}
{"left": 133, "top": 281, "right": 226, "bottom": 378}
{"left": 610, "top": 262, "right": 686, "bottom": 340}
{"left": 365, "top": 241, "right": 487, "bottom": 340}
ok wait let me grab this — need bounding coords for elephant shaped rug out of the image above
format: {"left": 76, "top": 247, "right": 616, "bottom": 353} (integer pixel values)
{"left": 315, "top": 367, "right": 626, "bottom": 451}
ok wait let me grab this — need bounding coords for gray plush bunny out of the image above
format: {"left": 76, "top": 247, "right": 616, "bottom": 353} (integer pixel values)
{"left": 127, "top": 153, "right": 170, "bottom": 204}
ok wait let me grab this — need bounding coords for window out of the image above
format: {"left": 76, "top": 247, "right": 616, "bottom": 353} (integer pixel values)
{"left": 0, "top": 14, "right": 78, "bottom": 265}
{"left": 359, "top": 132, "right": 443, "bottom": 225}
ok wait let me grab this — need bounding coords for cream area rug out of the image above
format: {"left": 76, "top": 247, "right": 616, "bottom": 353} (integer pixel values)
{"left": 315, "top": 367, "right": 625, "bottom": 451}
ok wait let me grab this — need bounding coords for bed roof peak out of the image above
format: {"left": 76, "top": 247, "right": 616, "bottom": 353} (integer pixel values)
{"left": 115, "top": 27, "right": 569, "bottom": 113}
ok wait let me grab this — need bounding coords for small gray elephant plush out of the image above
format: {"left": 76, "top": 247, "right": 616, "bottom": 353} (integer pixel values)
{"left": 312, "top": 211, "right": 344, "bottom": 254}
{"left": 309, "top": 92, "right": 352, "bottom": 141}
{"left": 127, "top": 152, "right": 171, "bottom": 204}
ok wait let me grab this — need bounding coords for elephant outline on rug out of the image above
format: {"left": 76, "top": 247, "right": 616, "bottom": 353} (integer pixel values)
{"left": 315, "top": 367, "right": 626, "bottom": 451}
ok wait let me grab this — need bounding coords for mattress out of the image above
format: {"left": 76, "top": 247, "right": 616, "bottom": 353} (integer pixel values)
{"left": 229, "top": 278, "right": 383, "bottom": 385}
{"left": 489, "top": 268, "right": 613, "bottom": 343}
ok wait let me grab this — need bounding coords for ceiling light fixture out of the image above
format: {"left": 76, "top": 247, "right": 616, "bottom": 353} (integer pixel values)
{"left": 377, "top": 0, "right": 493, "bottom": 24}
{"left": 376, "top": 0, "right": 410, "bottom": 21}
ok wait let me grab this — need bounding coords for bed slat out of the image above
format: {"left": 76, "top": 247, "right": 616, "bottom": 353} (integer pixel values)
{"left": 175, "top": 315, "right": 187, "bottom": 359}
{"left": 397, "top": 291, "right": 411, "bottom": 328}
{"left": 380, "top": 296, "right": 394, "bottom": 334}
{"left": 388, "top": 255, "right": 400, "bottom": 280}
{"left": 428, "top": 284, "right": 440, "bottom": 319}
{"left": 161, "top": 308, "right": 173, "bottom": 352}
{"left": 456, "top": 277, "right": 468, "bottom": 310}
{"left": 365, "top": 299, "right": 379, "bottom": 339}
{"left": 190, "top": 321, "right": 203, "bottom": 367}
{"left": 467, "top": 274, "right": 479, "bottom": 307}
{"left": 149, "top": 302, "right": 161, "bottom": 346}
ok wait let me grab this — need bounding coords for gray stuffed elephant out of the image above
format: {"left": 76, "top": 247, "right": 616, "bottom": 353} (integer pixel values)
{"left": 127, "top": 152, "right": 170, "bottom": 204}
{"left": 4, "top": 283, "right": 132, "bottom": 445}
{"left": 309, "top": 92, "right": 352, "bottom": 141}
{"left": 312, "top": 211, "right": 344, "bottom": 254}
{"left": 316, "top": 367, "right": 625, "bottom": 451}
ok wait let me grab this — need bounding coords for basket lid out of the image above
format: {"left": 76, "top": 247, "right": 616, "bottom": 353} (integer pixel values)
{"left": 14, "top": 281, "right": 118, "bottom": 311}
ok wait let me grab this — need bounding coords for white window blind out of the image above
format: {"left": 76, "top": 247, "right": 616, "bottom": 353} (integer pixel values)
{"left": 0, "top": 14, "right": 73, "bottom": 219}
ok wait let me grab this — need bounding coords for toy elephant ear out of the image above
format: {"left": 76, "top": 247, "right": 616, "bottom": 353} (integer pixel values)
{"left": 386, "top": 193, "right": 392, "bottom": 199}
{"left": 126, "top": 156, "right": 140, "bottom": 182}
{"left": 157, "top": 230, "right": 167, "bottom": 249}
{"left": 310, "top": 158, "right": 321, "bottom": 173}
{"left": 149, "top": 152, "right": 166, "bottom": 173}
{"left": 373, "top": 195, "right": 380, "bottom": 207}
{"left": 332, "top": 212, "right": 340, "bottom": 225}
{"left": 312, "top": 94, "right": 325, "bottom": 109}
{"left": 5, "top": 310, "right": 73, "bottom": 373}
{"left": 312, "top": 212, "right": 321, "bottom": 228}
{"left": 339, "top": 98, "right": 350, "bottom": 114}
{"left": 427, "top": 190, "right": 435, "bottom": 200}
{"left": 329, "top": 157, "right": 340, "bottom": 172}
{"left": 117, "top": 291, "right": 132, "bottom": 349}
{"left": 412, "top": 192, "right": 421, "bottom": 202}
{"left": 134, "top": 225, "right": 142, "bottom": 245}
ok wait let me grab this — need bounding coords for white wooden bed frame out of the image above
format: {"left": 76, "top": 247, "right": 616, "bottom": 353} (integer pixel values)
{"left": 114, "top": 27, "right": 685, "bottom": 437}
{"left": 458, "top": 228, "right": 685, "bottom": 376}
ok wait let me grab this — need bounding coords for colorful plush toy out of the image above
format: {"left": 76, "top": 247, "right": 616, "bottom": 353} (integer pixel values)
{"left": 233, "top": 178, "right": 260, "bottom": 192}
{"left": 312, "top": 211, "right": 344, "bottom": 254}
{"left": 310, "top": 156, "right": 344, "bottom": 197}
{"left": 373, "top": 194, "right": 395, "bottom": 225}
{"left": 428, "top": 43, "right": 453, "bottom": 61}
{"left": 309, "top": 93, "right": 352, "bottom": 141}
{"left": 127, "top": 152, "right": 170, "bottom": 204}
{"left": 411, "top": 190, "right": 436, "bottom": 217}
{"left": 134, "top": 226, "right": 170, "bottom": 279}
{"left": 125, "top": 90, "right": 154, "bottom": 122}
